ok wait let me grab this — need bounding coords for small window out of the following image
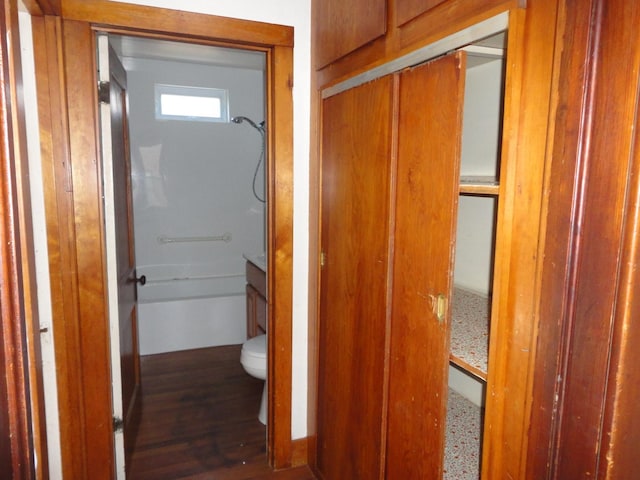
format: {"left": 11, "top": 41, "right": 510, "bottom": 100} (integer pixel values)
{"left": 155, "top": 84, "right": 229, "bottom": 122}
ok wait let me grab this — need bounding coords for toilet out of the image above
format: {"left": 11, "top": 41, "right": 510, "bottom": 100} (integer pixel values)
{"left": 240, "top": 334, "right": 267, "bottom": 425}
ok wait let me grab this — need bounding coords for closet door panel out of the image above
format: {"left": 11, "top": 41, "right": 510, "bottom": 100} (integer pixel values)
{"left": 315, "top": 0, "right": 387, "bottom": 68}
{"left": 395, "top": 0, "right": 446, "bottom": 27}
{"left": 317, "top": 74, "right": 395, "bottom": 480}
{"left": 386, "top": 52, "right": 466, "bottom": 479}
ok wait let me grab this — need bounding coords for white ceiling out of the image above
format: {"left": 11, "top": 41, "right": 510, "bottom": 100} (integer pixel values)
{"left": 110, "top": 35, "right": 266, "bottom": 71}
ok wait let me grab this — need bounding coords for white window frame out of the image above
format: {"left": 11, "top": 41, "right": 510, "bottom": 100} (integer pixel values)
{"left": 154, "top": 84, "right": 230, "bottom": 123}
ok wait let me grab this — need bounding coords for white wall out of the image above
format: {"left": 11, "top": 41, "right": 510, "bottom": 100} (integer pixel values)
{"left": 449, "top": 57, "right": 504, "bottom": 407}
{"left": 455, "top": 58, "right": 504, "bottom": 294}
{"left": 110, "top": 0, "right": 311, "bottom": 440}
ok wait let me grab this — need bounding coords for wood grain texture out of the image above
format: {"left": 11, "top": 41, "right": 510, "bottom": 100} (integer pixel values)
{"left": 32, "top": 0, "right": 61, "bottom": 15}
{"left": 21, "top": 0, "right": 43, "bottom": 15}
{"left": 7, "top": 0, "right": 49, "bottom": 478}
{"left": 246, "top": 262, "right": 267, "bottom": 337}
{"left": 316, "top": 74, "right": 395, "bottom": 480}
{"left": 386, "top": 52, "right": 465, "bottom": 479}
{"left": 314, "top": 0, "right": 387, "bottom": 68}
{"left": 0, "top": 1, "right": 36, "bottom": 477}
{"left": 60, "top": 0, "right": 293, "bottom": 48}
{"left": 315, "top": 0, "right": 514, "bottom": 89}
{"left": 266, "top": 44, "right": 295, "bottom": 469}
{"left": 479, "top": 2, "right": 559, "bottom": 478}
{"left": 527, "top": 0, "right": 640, "bottom": 477}
{"left": 395, "top": 0, "right": 447, "bottom": 26}
{"left": 554, "top": 3, "right": 640, "bottom": 474}
{"left": 599, "top": 19, "right": 640, "bottom": 473}
{"left": 33, "top": 15, "right": 88, "bottom": 479}
{"left": 62, "top": 20, "right": 115, "bottom": 479}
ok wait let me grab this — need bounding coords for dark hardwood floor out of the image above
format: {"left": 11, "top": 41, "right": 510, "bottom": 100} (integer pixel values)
{"left": 128, "top": 344, "right": 315, "bottom": 480}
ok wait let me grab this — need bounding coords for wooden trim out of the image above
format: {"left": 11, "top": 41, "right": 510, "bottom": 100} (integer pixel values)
{"left": 62, "top": 20, "right": 115, "bottom": 479}
{"left": 481, "top": 1, "right": 560, "bottom": 477}
{"left": 599, "top": 39, "right": 640, "bottom": 475}
{"left": 290, "top": 437, "right": 308, "bottom": 467}
{"left": 60, "top": 0, "right": 293, "bottom": 47}
{"left": 267, "top": 44, "right": 295, "bottom": 469}
{"left": 528, "top": 0, "right": 640, "bottom": 477}
{"left": 10, "top": 3, "right": 49, "bottom": 479}
{"left": 396, "top": 0, "right": 513, "bottom": 49}
{"left": 525, "top": 0, "right": 592, "bottom": 474}
{"left": 315, "top": 0, "right": 515, "bottom": 89}
{"left": 305, "top": 86, "right": 321, "bottom": 475}
{"left": 0, "top": 0, "right": 36, "bottom": 478}
{"left": 21, "top": 1, "right": 42, "bottom": 15}
{"left": 28, "top": 0, "right": 61, "bottom": 16}
{"left": 33, "top": 15, "right": 89, "bottom": 479}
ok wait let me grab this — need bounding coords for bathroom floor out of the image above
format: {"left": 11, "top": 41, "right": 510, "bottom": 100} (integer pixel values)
{"left": 128, "top": 344, "right": 315, "bottom": 480}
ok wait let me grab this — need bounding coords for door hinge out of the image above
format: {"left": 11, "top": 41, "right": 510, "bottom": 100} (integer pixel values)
{"left": 113, "top": 416, "right": 124, "bottom": 433}
{"left": 98, "top": 81, "right": 110, "bottom": 104}
{"left": 320, "top": 251, "right": 326, "bottom": 268}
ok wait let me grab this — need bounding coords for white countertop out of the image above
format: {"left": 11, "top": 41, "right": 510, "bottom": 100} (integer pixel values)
{"left": 243, "top": 252, "right": 266, "bottom": 272}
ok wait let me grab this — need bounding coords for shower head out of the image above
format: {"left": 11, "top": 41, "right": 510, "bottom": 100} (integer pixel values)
{"left": 231, "top": 116, "right": 265, "bottom": 133}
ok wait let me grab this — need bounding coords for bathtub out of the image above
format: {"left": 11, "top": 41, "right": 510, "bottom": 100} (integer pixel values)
{"left": 136, "top": 262, "right": 247, "bottom": 355}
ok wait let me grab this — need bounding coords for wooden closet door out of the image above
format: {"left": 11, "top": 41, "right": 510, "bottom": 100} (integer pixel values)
{"left": 386, "top": 51, "right": 466, "bottom": 479}
{"left": 317, "top": 74, "right": 396, "bottom": 479}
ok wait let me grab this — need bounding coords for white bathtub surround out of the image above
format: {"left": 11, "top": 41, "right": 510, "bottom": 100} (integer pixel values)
{"left": 137, "top": 263, "right": 247, "bottom": 355}
{"left": 126, "top": 49, "right": 266, "bottom": 355}
{"left": 138, "top": 296, "right": 245, "bottom": 354}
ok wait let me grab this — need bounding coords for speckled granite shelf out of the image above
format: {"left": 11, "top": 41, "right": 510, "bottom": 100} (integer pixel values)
{"left": 444, "top": 389, "right": 483, "bottom": 480}
{"left": 450, "top": 287, "right": 490, "bottom": 379}
{"left": 459, "top": 176, "right": 499, "bottom": 195}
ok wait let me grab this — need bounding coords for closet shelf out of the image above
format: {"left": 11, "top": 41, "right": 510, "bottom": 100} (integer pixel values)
{"left": 450, "top": 287, "right": 490, "bottom": 380}
{"left": 459, "top": 176, "right": 499, "bottom": 195}
{"left": 445, "top": 389, "right": 483, "bottom": 480}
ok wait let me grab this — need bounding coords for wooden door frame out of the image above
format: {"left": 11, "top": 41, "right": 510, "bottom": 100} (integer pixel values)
{"left": 527, "top": 0, "right": 640, "bottom": 476}
{"left": 0, "top": 0, "right": 41, "bottom": 478}
{"left": 31, "top": 1, "right": 295, "bottom": 477}
{"left": 0, "top": 1, "right": 35, "bottom": 478}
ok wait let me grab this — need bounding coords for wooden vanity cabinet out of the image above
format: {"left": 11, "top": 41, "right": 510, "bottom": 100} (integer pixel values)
{"left": 246, "top": 260, "right": 266, "bottom": 338}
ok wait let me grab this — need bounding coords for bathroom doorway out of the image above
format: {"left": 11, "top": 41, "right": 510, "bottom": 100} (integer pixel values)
{"left": 101, "top": 32, "right": 271, "bottom": 475}
{"left": 32, "top": 5, "right": 295, "bottom": 476}
{"left": 111, "top": 35, "right": 268, "bottom": 355}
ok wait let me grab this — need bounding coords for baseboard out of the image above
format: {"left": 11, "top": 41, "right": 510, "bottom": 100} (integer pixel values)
{"left": 291, "top": 437, "right": 308, "bottom": 467}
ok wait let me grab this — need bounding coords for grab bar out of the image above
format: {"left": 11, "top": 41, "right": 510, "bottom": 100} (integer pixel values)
{"left": 146, "top": 273, "right": 244, "bottom": 283}
{"left": 157, "top": 232, "right": 232, "bottom": 244}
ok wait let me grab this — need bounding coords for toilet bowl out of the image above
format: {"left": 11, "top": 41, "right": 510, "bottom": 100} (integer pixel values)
{"left": 240, "top": 334, "right": 267, "bottom": 425}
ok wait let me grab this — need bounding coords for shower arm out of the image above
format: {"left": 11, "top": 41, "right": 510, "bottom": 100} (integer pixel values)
{"left": 231, "top": 115, "right": 265, "bottom": 134}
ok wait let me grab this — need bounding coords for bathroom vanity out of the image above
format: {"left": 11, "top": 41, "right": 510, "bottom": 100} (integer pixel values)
{"left": 245, "top": 254, "right": 267, "bottom": 338}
